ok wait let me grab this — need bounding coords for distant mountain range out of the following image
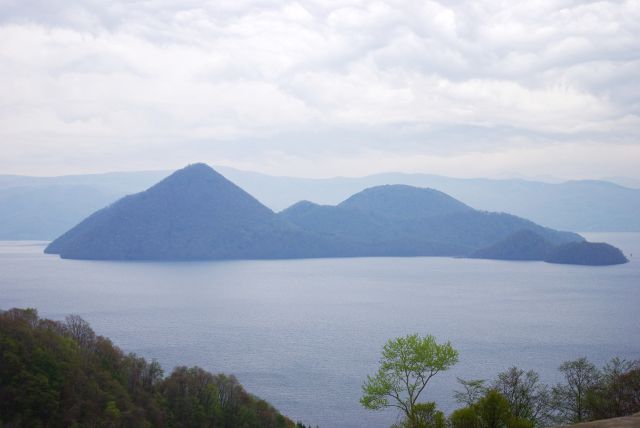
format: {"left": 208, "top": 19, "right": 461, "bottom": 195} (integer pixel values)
{"left": 218, "top": 169, "right": 640, "bottom": 233}
{"left": 45, "top": 164, "right": 627, "bottom": 266}
{"left": 2, "top": 167, "right": 639, "bottom": 240}
{"left": 0, "top": 171, "right": 164, "bottom": 240}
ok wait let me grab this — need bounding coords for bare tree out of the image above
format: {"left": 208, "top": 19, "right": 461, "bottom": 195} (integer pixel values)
{"left": 587, "top": 358, "right": 640, "bottom": 419}
{"left": 453, "top": 377, "right": 486, "bottom": 407}
{"left": 64, "top": 314, "right": 96, "bottom": 351}
{"left": 493, "top": 367, "right": 551, "bottom": 427}
{"left": 552, "top": 358, "right": 600, "bottom": 424}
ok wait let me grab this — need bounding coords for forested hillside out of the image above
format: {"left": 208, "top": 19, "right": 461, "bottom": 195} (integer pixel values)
{"left": 0, "top": 308, "right": 301, "bottom": 428}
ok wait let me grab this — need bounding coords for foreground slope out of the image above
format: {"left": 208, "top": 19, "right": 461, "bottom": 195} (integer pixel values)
{"left": 557, "top": 412, "right": 640, "bottom": 427}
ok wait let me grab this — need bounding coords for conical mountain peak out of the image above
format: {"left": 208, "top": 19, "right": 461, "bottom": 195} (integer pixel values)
{"left": 45, "top": 163, "right": 278, "bottom": 259}
{"left": 150, "top": 163, "right": 228, "bottom": 189}
{"left": 171, "top": 163, "right": 219, "bottom": 177}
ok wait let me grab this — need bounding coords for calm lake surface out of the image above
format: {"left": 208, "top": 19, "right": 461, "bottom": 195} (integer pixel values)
{"left": 1, "top": 232, "right": 639, "bottom": 427}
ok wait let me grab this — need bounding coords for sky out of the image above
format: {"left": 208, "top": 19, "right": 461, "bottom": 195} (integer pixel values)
{"left": 1, "top": 0, "right": 639, "bottom": 179}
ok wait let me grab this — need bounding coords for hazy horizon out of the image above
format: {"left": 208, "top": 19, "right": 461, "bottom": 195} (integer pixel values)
{"left": 2, "top": 162, "right": 640, "bottom": 186}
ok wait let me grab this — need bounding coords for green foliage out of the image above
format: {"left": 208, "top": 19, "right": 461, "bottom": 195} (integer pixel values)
{"left": 450, "top": 389, "right": 534, "bottom": 428}
{"left": 409, "top": 402, "right": 446, "bottom": 428}
{"left": 452, "top": 360, "right": 639, "bottom": 427}
{"left": 0, "top": 308, "right": 296, "bottom": 428}
{"left": 360, "top": 333, "right": 458, "bottom": 425}
{"left": 450, "top": 406, "right": 480, "bottom": 428}
{"left": 475, "top": 389, "right": 512, "bottom": 428}
{"left": 455, "top": 357, "right": 640, "bottom": 427}
{"left": 105, "top": 400, "right": 122, "bottom": 420}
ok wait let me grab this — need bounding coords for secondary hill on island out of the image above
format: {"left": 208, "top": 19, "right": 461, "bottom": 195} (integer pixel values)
{"left": 45, "top": 163, "right": 628, "bottom": 266}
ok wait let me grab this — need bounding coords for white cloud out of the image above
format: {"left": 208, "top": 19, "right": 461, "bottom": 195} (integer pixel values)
{"left": 0, "top": 0, "right": 638, "bottom": 178}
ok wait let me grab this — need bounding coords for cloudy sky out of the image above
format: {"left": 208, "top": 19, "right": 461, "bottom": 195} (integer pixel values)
{"left": 1, "top": 0, "right": 639, "bottom": 179}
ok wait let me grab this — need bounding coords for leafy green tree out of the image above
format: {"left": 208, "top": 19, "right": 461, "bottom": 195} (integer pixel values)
{"left": 450, "top": 389, "right": 533, "bottom": 428}
{"left": 409, "top": 402, "right": 446, "bottom": 428}
{"left": 476, "top": 390, "right": 512, "bottom": 428}
{"left": 552, "top": 357, "right": 600, "bottom": 424}
{"left": 360, "top": 333, "right": 458, "bottom": 427}
{"left": 450, "top": 406, "right": 480, "bottom": 428}
{"left": 160, "top": 366, "right": 223, "bottom": 427}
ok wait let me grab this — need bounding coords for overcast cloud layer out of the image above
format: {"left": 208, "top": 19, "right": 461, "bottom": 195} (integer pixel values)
{"left": 1, "top": 0, "right": 639, "bottom": 178}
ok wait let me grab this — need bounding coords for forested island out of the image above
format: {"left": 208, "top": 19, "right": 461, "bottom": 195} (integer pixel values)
{"left": 45, "top": 163, "right": 627, "bottom": 266}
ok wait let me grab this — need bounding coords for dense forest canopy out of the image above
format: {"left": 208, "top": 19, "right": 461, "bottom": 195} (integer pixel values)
{"left": 0, "top": 308, "right": 306, "bottom": 428}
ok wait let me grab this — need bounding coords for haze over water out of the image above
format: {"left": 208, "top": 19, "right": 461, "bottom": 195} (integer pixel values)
{"left": 1, "top": 232, "right": 638, "bottom": 427}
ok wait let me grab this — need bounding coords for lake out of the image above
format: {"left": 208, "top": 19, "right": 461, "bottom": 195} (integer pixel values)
{"left": 1, "top": 232, "right": 639, "bottom": 427}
